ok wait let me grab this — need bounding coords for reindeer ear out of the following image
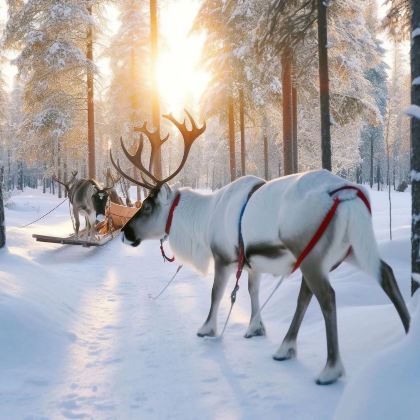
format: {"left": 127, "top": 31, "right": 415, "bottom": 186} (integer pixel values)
{"left": 158, "top": 183, "right": 172, "bottom": 204}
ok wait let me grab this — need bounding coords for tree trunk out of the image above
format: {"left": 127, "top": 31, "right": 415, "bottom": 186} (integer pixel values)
{"left": 264, "top": 132, "right": 269, "bottom": 180}
{"left": 18, "top": 162, "right": 23, "bottom": 191}
{"left": 393, "top": 163, "right": 396, "bottom": 190}
{"left": 87, "top": 5, "right": 96, "bottom": 179}
{"left": 150, "top": 0, "right": 162, "bottom": 178}
{"left": 228, "top": 95, "right": 236, "bottom": 181}
{"left": 356, "top": 165, "right": 361, "bottom": 184}
{"left": 317, "top": 0, "right": 332, "bottom": 171}
{"left": 0, "top": 167, "right": 5, "bottom": 248}
{"left": 63, "top": 159, "right": 68, "bottom": 198}
{"left": 57, "top": 142, "right": 62, "bottom": 199}
{"left": 292, "top": 81, "right": 298, "bottom": 173}
{"left": 370, "top": 133, "right": 374, "bottom": 188}
{"left": 130, "top": 47, "right": 142, "bottom": 201}
{"left": 411, "top": 0, "right": 420, "bottom": 295}
{"left": 263, "top": 114, "right": 269, "bottom": 180}
{"left": 239, "top": 88, "right": 246, "bottom": 176}
{"left": 281, "top": 50, "right": 293, "bottom": 175}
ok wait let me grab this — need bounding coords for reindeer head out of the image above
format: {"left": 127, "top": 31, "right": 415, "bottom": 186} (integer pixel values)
{"left": 91, "top": 176, "right": 120, "bottom": 222}
{"left": 110, "top": 110, "right": 206, "bottom": 247}
{"left": 53, "top": 170, "right": 78, "bottom": 193}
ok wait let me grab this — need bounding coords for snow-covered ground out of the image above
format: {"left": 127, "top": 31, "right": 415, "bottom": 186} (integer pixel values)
{"left": 0, "top": 187, "right": 417, "bottom": 419}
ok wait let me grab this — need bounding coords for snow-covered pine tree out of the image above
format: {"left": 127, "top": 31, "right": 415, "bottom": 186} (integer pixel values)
{"left": 359, "top": 1, "right": 388, "bottom": 187}
{"left": 384, "top": 0, "right": 410, "bottom": 41}
{"left": 194, "top": 0, "right": 239, "bottom": 181}
{"left": 194, "top": 0, "right": 281, "bottom": 182}
{"left": 225, "top": 0, "right": 282, "bottom": 176}
{"left": 259, "top": 0, "right": 381, "bottom": 175}
{"left": 385, "top": 0, "right": 420, "bottom": 295}
{"left": 0, "top": 61, "right": 9, "bottom": 177}
{"left": 104, "top": 0, "right": 151, "bottom": 199}
{"left": 105, "top": 0, "right": 151, "bottom": 149}
{"left": 258, "top": 0, "right": 317, "bottom": 174}
{"left": 4, "top": 0, "right": 101, "bottom": 182}
{"left": 0, "top": 56, "right": 7, "bottom": 246}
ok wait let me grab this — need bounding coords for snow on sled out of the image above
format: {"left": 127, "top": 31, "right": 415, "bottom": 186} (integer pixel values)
{"left": 32, "top": 202, "right": 139, "bottom": 247}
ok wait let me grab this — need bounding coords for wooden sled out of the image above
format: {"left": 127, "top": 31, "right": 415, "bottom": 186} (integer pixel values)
{"left": 32, "top": 202, "right": 139, "bottom": 247}
{"left": 32, "top": 230, "right": 118, "bottom": 247}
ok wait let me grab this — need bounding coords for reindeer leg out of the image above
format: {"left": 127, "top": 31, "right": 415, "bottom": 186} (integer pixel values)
{"left": 303, "top": 269, "right": 344, "bottom": 385}
{"left": 89, "top": 213, "right": 98, "bottom": 240}
{"left": 84, "top": 215, "right": 91, "bottom": 239}
{"left": 244, "top": 271, "right": 266, "bottom": 338}
{"left": 73, "top": 211, "right": 80, "bottom": 238}
{"left": 379, "top": 260, "right": 410, "bottom": 333}
{"left": 273, "top": 276, "right": 312, "bottom": 360}
{"left": 197, "top": 261, "right": 231, "bottom": 337}
{"left": 83, "top": 212, "right": 96, "bottom": 240}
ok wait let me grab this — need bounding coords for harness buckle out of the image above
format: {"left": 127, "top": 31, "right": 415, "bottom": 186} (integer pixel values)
{"left": 230, "top": 284, "right": 240, "bottom": 305}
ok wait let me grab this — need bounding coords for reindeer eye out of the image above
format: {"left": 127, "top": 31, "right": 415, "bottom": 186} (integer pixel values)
{"left": 143, "top": 202, "right": 152, "bottom": 214}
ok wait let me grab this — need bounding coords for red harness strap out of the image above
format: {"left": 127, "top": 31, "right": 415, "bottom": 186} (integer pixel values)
{"left": 292, "top": 185, "right": 371, "bottom": 273}
{"left": 160, "top": 193, "right": 181, "bottom": 263}
{"left": 165, "top": 193, "right": 181, "bottom": 235}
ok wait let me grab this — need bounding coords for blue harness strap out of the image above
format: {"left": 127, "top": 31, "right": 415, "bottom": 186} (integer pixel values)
{"left": 231, "top": 181, "right": 265, "bottom": 304}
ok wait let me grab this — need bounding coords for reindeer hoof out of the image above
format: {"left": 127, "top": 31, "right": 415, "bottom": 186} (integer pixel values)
{"left": 244, "top": 321, "right": 266, "bottom": 338}
{"left": 197, "top": 330, "right": 215, "bottom": 338}
{"left": 273, "top": 341, "right": 296, "bottom": 361}
{"left": 315, "top": 361, "right": 345, "bottom": 385}
{"left": 197, "top": 325, "right": 216, "bottom": 337}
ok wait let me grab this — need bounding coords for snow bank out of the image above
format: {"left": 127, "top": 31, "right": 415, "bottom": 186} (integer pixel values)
{"left": 334, "top": 294, "right": 420, "bottom": 420}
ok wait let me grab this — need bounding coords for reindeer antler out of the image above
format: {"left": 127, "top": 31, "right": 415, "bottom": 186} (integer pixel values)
{"left": 110, "top": 110, "right": 206, "bottom": 190}
{"left": 134, "top": 121, "right": 170, "bottom": 148}
{"left": 110, "top": 146, "right": 155, "bottom": 190}
{"left": 53, "top": 171, "right": 78, "bottom": 191}
{"left": 119, "top": 134, "right": 160, "bottom": 185}
{"left": 159, "top": 110, "right": 206, "bottom": 185}
{"left": 103, "top": 172, "right": 121, "bottom": 191}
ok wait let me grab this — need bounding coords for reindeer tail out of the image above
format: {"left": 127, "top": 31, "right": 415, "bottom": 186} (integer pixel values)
{"left": 346, "top": 189, "right": 381, "bottom": 281}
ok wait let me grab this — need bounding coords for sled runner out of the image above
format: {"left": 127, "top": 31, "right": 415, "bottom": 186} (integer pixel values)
{"left": 33, "top": 201, "right": 139, "bottom": 247}
{"left": 32, "top": 230, "right": 117, "bottom": 247}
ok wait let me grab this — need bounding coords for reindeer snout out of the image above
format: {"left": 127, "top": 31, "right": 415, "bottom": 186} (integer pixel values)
{"left": 96, "top": 214, "right": 106, "bottom": 222}
{"left": 121, "top": 234, "right": 141, "bottom": 247}
{"left": 121, "top": 224, "right": 141, "bottom": 247}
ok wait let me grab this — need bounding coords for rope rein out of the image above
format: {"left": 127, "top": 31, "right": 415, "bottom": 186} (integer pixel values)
{"left": 149, "top": 265, "right": 183, "bottom": 300}
{"left": 18, "top": 197, "right": 68, "bottom": 229}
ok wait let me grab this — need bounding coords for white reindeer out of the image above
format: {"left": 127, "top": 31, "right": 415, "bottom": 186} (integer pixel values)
{"left": 111, "top": 111, "right": 410, "bottom": 385}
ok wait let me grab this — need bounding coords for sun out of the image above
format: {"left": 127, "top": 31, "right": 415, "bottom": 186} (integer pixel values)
{"left": 156, "top": 0, "right": 209, "bottom": 114}
{"left": 99, "top": 1, "right": 209, "bottom": 114}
